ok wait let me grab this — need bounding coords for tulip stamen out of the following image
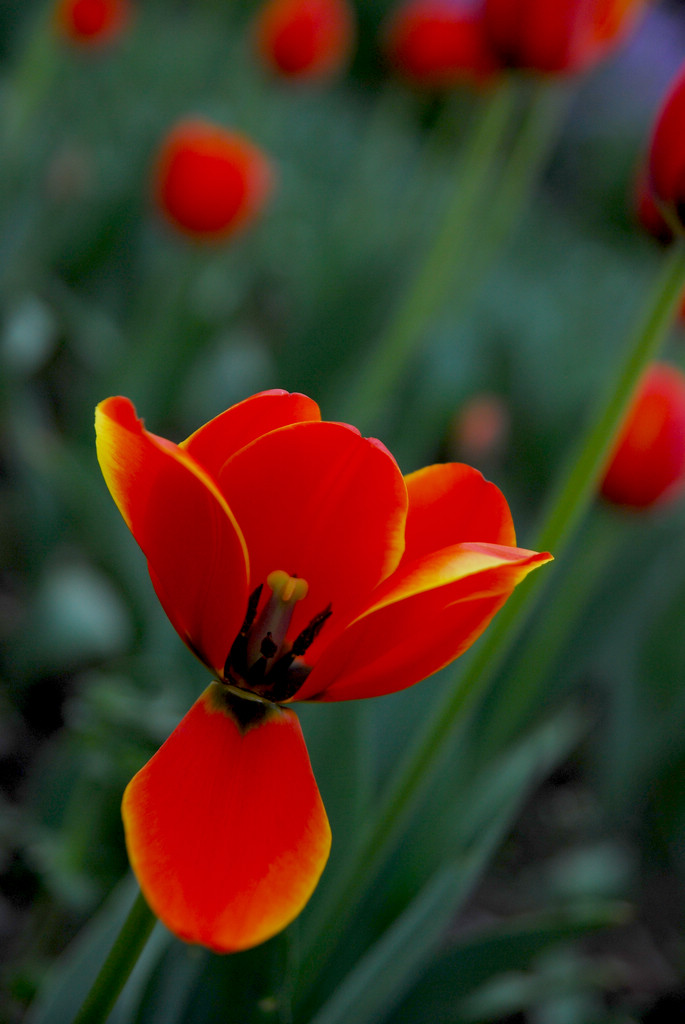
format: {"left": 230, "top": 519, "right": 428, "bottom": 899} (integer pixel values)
{"left": 246, "top": 570, "right": 309, "bottom": 667}
{"left": 260, "top": 633, "right": 278, "bottom": 659}
{"left": 224, "top": 571, "right": 328, "bottom": 702}
{"left": 223, "top": 584, "right": 263, "bottom": 682}
{"left": 239, "top": 584, "right": 263, "bottom": 638}
{"left": 254, "top": 604, "right": 333, "bottom": 703}
{"left": 291, "top": 604, "right": 332, "bottom": 656}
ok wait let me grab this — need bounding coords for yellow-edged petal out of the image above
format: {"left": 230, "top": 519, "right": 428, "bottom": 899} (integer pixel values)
{"left": 95, "top": 397, "right": 249, "bottom": 674}
{"left": 123, "top": 682, "right": 331, "bottom": 953}
{"left": 181, "top": 389, "right": 321, "bottom": 478}
{"left": 403, "top": 463, "right": 517, "bottom": 560}
{"left": 298, "top": 542, "right": 551, "bottom": 701}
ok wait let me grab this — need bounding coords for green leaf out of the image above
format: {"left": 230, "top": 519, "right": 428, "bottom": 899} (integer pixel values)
{"left": 306, "top": 709, "right": 585, "bottom": 1024}
{"left": 388, "top": 901, "right": 629, "bottom": 1024}
{"left": 26, "top": 878, "right": 167, "bottom": 1024}
{"left": 307, "top": 864, "right": 471, "bottom": 1024}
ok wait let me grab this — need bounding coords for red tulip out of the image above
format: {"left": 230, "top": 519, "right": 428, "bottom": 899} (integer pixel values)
{"left": 254, "top": 0, "right": 355, "bottom": 81}
{"left": 96, "top": 390, "right": 551, "bottom": 952}
{"left": 483, "top": 0, "right": 648, "bottom": 75}
{"left": 383, "top": 0, "right": 501, "bottom": 88}
{"left": 152, "top": 119, "right": 274, "bottom": 242}
{"left": 647, "top": 62, "right": 685, "bottom": 236}
{"left": 54, "top": 0, "right": 131, "bottom": 46}
{"left": 600, "top": 363, "right": 685, "bottom": 509}
{"left": 634, "top": 166, "right": 674, "bottom": 245}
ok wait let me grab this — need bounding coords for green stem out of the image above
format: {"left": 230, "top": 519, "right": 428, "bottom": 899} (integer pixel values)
{"left": 477, "top": 507, "right": 624, "bottom": 760}
{"left": 536, "top": 244, "right": 685, "bottom": 554}
{"left": 337, "top": 80, "right": 517, "bottom": 429}
{"left": 71, "top": 890, "right": 156, "bottom": 1024}
{"left": 296, "top": 240, "right": 685, "bottom": 997}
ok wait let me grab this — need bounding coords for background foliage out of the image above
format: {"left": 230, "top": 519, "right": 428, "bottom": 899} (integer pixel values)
{"left": 2, "top": 1, "right": 685, "bottom": 1021}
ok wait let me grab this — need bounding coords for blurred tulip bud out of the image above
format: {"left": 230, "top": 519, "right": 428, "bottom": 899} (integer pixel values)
{"left": 647, "top": 62, "right": 685, "bottom": 236}
{"left": 634, "top": 166, "right": 675, "bottom": 246}
{"left": 483, "top": 0, "right": 648, "bottom": 75}
{"left": 383, "top": 0, "right": 502, "bottom": 89}
{"left": 600, "top": 362, "right": 685, "bottom": 509}
{"left": 254, "top": 0, "right": 355, "bottom": 81}
{"left": 152, "top": 119, "right": 275, "bottom": 242}
{"left": 452, "top": 392, "right": 510, "bottom": 463}
{"left": 54, "top": 0, "right": 131, "bottom": 46}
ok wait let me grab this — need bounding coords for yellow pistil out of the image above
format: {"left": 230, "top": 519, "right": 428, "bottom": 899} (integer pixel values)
{"left": 267, "top": 570, "right": 309, "bottom": 605}
{"left": 246, "top": 570, "right": 309, "bottom": 667}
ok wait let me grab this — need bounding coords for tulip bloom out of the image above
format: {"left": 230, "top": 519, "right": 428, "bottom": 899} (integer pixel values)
{"left": 647, "top": 62, "right": 685, "bottom": 236}
{"left": 96, "top": 391, "right": 551, "bottom": 952}
{"left": 383, "top": 0, "right": 502, "bottom": 88}
{"left": 601, "top": 363, "right": 685, "bottom": 509}
{"left": 483, "top": 0, "right": 648, "bottom": 75}
{"left": 254, "top": 0, "right": 355, "bottom": 81}
{"left": 152, "top": 119, "right": 274, "bottom": 242}
{"left": 54, "top": 0, "right": 130, "bottom": 45}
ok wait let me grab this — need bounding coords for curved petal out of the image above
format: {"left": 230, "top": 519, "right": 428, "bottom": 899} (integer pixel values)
{"left": 403, "top": 464, "right": 516, "bottom": 563}
{"left": 298, "top": 542, "right": 552, "bottom": 702}
{"left": 181, "top": 390, "right": 321, "bottom": 480}
{"left": 648, "top": 64, "right": 685, "bottom": 216}
{"left": 95, "top": 397, "right": 249, "bottom": 674}
{"left": 217, "top": 421, "right": 408, "bottom": 643}
{"left": 123, "top": 683, "right": 331, "bottom": 953}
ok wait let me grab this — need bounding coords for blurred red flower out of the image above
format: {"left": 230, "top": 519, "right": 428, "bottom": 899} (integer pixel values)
{"left": 634, "top": 166, "right": 675, "bottom": 246}
{"left": 151, "top": 119, "right": 274, "bottom": 242}
{"left": 601, "top": 363, "right": 685, "bottom": 509}
{"left": 254, "top": 0, "right": 355, "bottom": 81}
{"left": 452, "top": 392, "right": 510, "bottom": 463}
{"left": 648, "top": 61, "right": 685, "bottom": 236}
{"left": 96, "top": 390, "right": 551, "bottom": 952}
{"left": 383, "top": 0, "right": 501, "bottom": 88}
{"left": 483, "top": 0, "right": 648, "bottom": 75}
{"left": 54, "top": 0, "right": 131, "bottom": 46}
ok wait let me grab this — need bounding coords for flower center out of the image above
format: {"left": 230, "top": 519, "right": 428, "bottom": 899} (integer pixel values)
{"left": 223, "top": 570, "right": 331, "bottom": 703}
{"left": 246, "top": 570, "right": 309, "bottom": 666}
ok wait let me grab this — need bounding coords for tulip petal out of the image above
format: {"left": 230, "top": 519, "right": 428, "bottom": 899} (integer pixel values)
{"left": 182, "top": 390, "right": 321, "bottom": 479}
{"left": 299, "top": 542, "right": 551, "bottom": 701}
{"left": 95, "top": 397, "right": 249, "bottom": 674}
{"left": 123, "top": 683, "right": 331, "bottom": 953}
{"left": 217, "top": 421, "right": 408, "bottom": 643}
{"left": 648, "top": 63, "right": 685, "bottom": 220}
{"left": 403, "top": 464, "right": 516, "bottom": 563}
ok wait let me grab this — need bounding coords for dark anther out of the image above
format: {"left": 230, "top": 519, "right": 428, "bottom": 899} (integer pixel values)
{"left": 241, "top": 585, "right": 263, "bottom": 635}
{"left": 291, "top": 604, "right": 332, "bottom": 657}
{"left": 224, "top": 584, "right": 263, "bottom": 680}
{"left": 260, "top": 633, "right": 278, "bottom": 659}
{"left": 223, "top": 589, "right": 333, "bottom": 705}
{"left": 263, "top": 662, "right": 311, "bottom": 703}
